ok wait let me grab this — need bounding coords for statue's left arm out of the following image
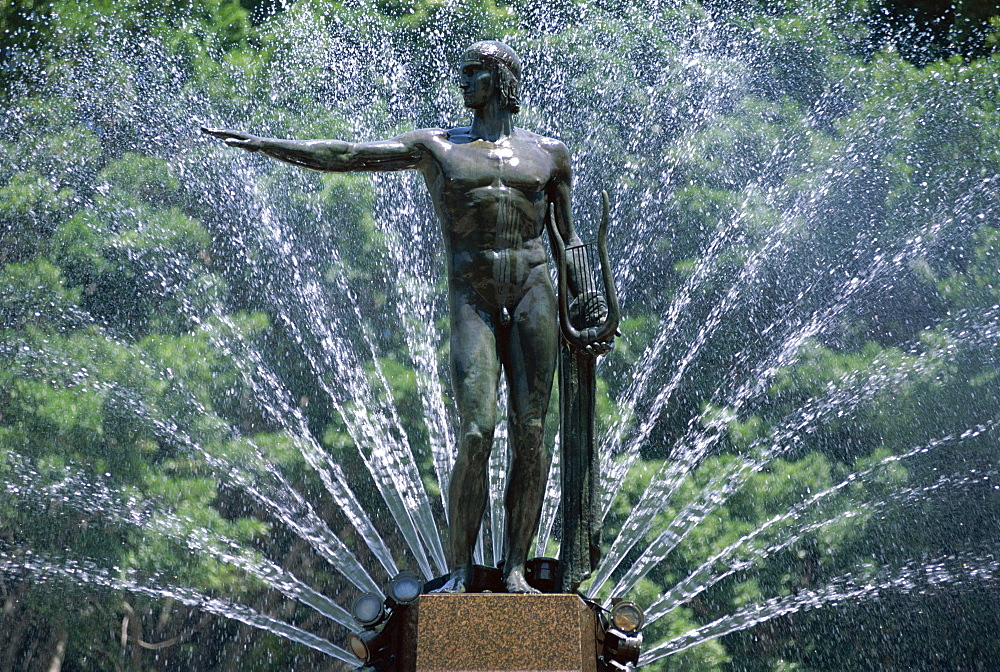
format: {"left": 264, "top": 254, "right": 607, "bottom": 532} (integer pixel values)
{"left": 547, "top": 143, "right": 591, "bottom": 298}
{"left": 548, "top": 143, "right": 614, "bottom": 350}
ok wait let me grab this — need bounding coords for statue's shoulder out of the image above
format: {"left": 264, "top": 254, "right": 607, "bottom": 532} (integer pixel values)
{"left": 396, "top": 127, "right": 449, "bottom": 145}
{"left": 516, "top": 128, "right": 568, "bottom": 151}
{"left": 517, "top": 128, "right": 570, "bottom": 165}
{"left": 516, "top": 129, "right": 570, "bottom": 177}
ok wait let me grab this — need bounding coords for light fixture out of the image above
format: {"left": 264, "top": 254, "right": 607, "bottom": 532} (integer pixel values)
{"left": 346, "top": 630, "right": 376, "bottom": 663}
{"left": 388, "top": 571, "right": 423, "bottom": 605}
{"left": 525, "top": 557, "right": 561, "bottom": 593}
{"left": 351, "top": 592, "right": 386, "bottom": 627}
{"left": 346, "top": 626, "right": 393, "bottom": 668}
{"left": 602, "top": 627, "right": 642, "bottom": 667}
{"left": 469, "top": 564, "right": 504, "bottom": 593}
{"left": 609, "top": 601, "right": 644, "bottom": 634}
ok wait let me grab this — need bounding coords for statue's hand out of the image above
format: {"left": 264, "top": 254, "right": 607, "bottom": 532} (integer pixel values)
{"left": 569, "top": 291, "right": 617, "bottom": 357}
{"left": 581, "top": 337, "right": 615, "bottom": 357}
{"left": 200, "top": 127, "right": 262, "bottom": 152}
{"left": 569, "top": 291, "right": 607, "bottom": 329}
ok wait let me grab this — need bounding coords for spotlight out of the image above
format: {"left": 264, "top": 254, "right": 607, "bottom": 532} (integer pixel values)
{"left": 609, "top": 601, "right": 644, "bottom": 634}
{"left": 346, "top": 624, "right": 395, "bottom": 669}
{"left": 346, "top": 629, "right": 380, "bottom": 664}
{"left": 388, "top": 571, "right": 423, "bottom": 605}
{"left": 351, "top": 592, "right": 386, "bottom": 627}
{"left": 602, "top": 627, "right": 642, "bottom": 667}
{"left": 469, "top": 564, "right": 504, "bottom": 593}
{"left": 524, "top": 557, "right": 561, "bottom": 593}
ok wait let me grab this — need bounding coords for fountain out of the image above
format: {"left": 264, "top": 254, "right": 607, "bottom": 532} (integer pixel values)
{"left": 2, "top": 0, "right": 998, "bottom": 669}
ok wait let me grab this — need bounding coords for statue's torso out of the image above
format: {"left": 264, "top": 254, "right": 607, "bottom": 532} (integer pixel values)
{"left": 415, "top": 128, "right": 562, "bottom": 296}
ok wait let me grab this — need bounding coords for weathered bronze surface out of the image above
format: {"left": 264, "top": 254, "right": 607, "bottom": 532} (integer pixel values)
{"left": 203, "top": 40, "right": 613, "bottom": 594}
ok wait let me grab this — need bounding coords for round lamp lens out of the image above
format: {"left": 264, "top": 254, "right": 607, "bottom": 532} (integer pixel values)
{"left": 346, "top": 632, "right": 370, "bottom": 662}
{"left": 390, "top": 572, "right": 422, "bottom": 604}
{"left": 352, "top": 593, "right": 385, "bottom": 626}
{"left": 610, "top": 601, "right": 644, "bottom": 634}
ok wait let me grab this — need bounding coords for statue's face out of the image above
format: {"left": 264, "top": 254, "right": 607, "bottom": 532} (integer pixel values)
{"left": 458, "top": 57, "right": 494, "bottom": 109}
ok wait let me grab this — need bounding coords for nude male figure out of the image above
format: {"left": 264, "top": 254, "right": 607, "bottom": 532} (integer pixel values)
{"left": 204, "top": 40, "right": 609, "bottom": 593}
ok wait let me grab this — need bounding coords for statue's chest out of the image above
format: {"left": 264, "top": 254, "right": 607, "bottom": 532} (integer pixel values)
{"left": 436, "top": 141, "right": 551, "bottom": 193}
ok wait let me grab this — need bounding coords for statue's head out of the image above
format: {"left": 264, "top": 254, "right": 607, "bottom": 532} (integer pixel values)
{"left": 460, "top": 40, "right": 521, "bottom": 114}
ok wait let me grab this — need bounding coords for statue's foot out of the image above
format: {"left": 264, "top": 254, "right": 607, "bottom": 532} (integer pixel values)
{"left": 504, "top": 567, "right": 540, "bottom": 594}
{"left": 430, "top": 568, "right": 469, "bottom": 594}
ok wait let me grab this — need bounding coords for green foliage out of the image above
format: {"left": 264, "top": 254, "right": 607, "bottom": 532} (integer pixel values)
{"left": 0, "top": 171, "right": 76, "bottom": 264}
{"left": 2, "top": 0, "right": 999, "bottom": 669}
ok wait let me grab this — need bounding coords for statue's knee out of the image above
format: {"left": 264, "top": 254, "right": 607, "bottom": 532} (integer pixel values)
{"left": 460, "top": 425, "right": 494, "bottom": 460}
{"left": 517, "top": 417, "right": 545, "bottom": 447}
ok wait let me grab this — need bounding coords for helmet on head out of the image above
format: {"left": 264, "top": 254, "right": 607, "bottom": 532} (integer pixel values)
{"left": 462, "top": 40, "right": 522, "bottom": 113}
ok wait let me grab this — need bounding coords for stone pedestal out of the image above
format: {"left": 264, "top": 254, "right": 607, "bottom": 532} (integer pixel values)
{"left": 401, "top": 593, "right": 598, "bottom": 672}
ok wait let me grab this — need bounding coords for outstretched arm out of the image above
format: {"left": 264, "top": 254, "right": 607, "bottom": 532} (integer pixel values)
{"left": 201, "top": 127, "right": 424, "bottom": 173}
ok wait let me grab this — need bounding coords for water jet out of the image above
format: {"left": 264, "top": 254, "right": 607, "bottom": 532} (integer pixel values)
{"left": 2, "top": 1, "right": 998, "bottom": 669}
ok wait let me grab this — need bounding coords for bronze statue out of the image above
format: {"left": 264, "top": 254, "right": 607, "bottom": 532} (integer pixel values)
{"left": 203, "top": 40, "right": 612, "bottom": 594}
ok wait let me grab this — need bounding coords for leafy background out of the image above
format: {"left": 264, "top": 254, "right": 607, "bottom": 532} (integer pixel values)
{"left": 1, "top": 0, "right": 998, "bottom": 670}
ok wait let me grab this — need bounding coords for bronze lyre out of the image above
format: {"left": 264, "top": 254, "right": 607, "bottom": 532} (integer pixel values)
{"left": 545, "top": 190, "right": 620, "bottom": 592}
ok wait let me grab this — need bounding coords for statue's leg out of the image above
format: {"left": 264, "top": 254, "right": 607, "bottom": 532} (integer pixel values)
{"left": 501, "top": 278, "right": 558, "bottom": 593}
{"left": 443, "top": 292, "right": 500, "bottom": 592}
